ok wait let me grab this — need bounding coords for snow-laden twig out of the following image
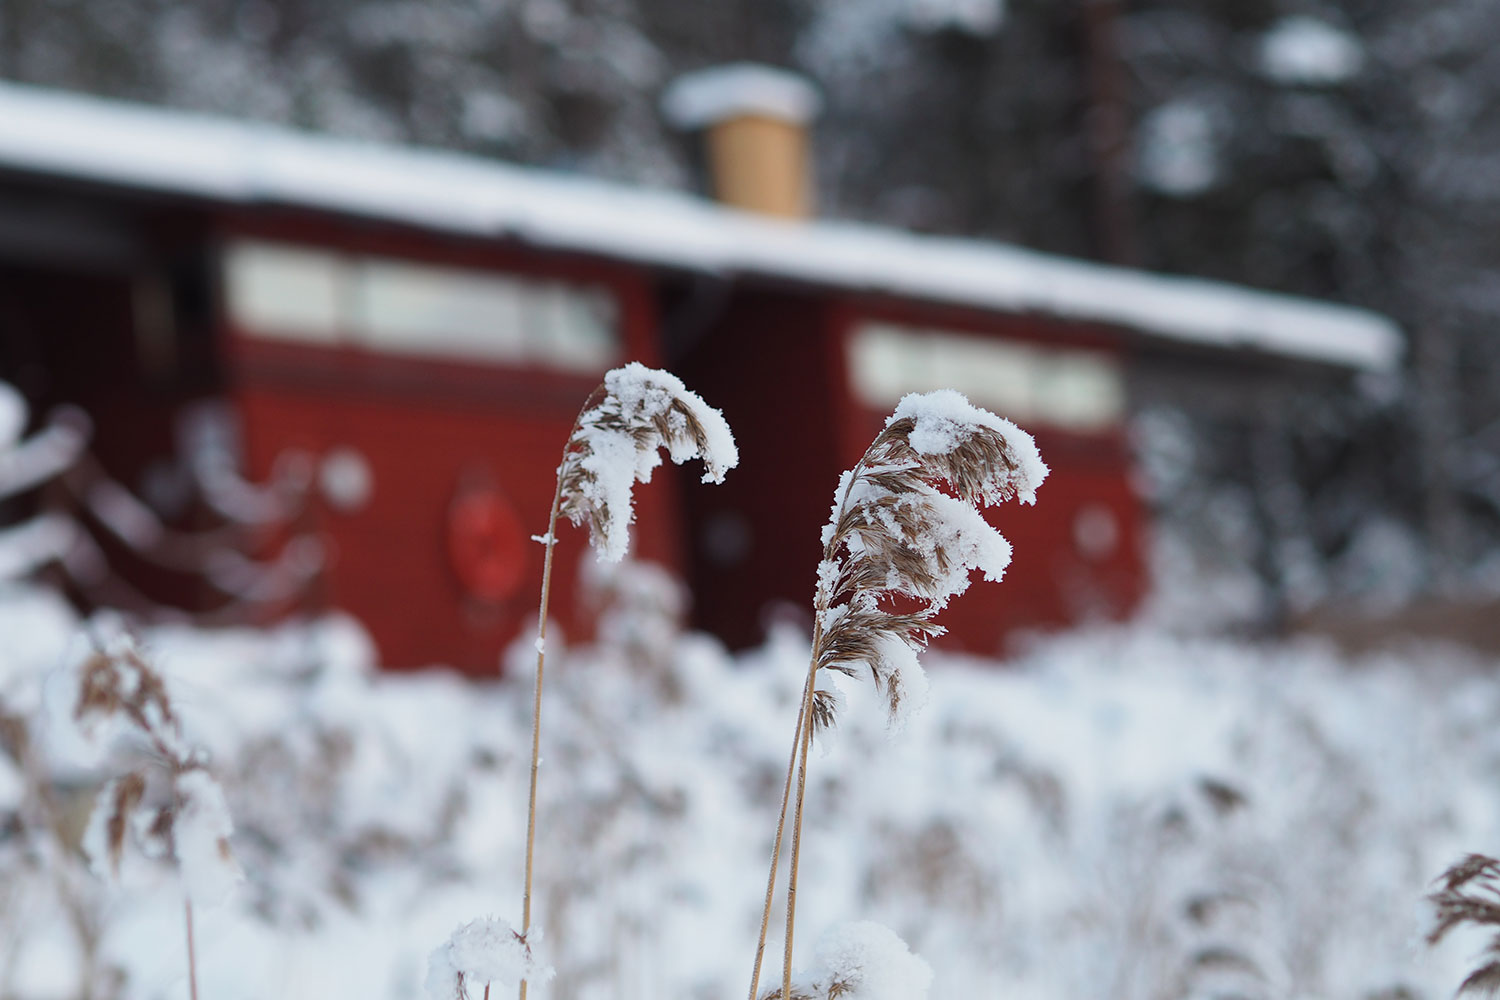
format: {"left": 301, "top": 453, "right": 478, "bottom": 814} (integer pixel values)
{"left": 752, "top": 389, "right": 1045, "bottom": 1000}
{"left": 176, "top": 401, "right": 312, "bottom": 528}
{"left": 0, "top": 513, "right": 79, "bottom": 580}
{"left": 0, "top": 404, "right": 89, "bottom": 502}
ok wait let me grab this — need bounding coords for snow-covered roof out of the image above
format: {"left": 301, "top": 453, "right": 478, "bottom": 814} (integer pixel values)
{"left": 1259, "top": 16, "right": 1365, "bottom": 87}
{"left": 0, "top": 81, "right": 1401, "bottom": 371}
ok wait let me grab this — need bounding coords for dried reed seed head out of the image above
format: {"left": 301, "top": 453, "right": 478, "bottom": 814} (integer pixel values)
{"left": 554, "top": 365, "right": 737, "bottom": 562}
{"left": 1459, "top": 962, "right": 1500, "bottom": 999}
{"left": 811, "top": 391, "right": 1043, "bottom": 729}
{"left": 74, "top": 648, "right": 179, "bottom": 747}
{"left": 1426, "top": 853, "right": 1500, "bottom": 998}
{"left": 1443, "top": 854, "right": 1500, "bottom": 892}
{"left": 1429, "top": 853, "right": 1500, "bottom": 943}
{"left": 100, "top": 771, "right": 147, "bottom": 877}
{"left": 810, "top": 689, "right": 840, "bottom": 732}
{"left": 874, "top": 414, "right": 1027, "bottom": 505}
{"left": 1429, "top": 891, "right": 1500, "bottom": 946}
{"left": 758, "top": 986, "right": 818, "bottom": 1000}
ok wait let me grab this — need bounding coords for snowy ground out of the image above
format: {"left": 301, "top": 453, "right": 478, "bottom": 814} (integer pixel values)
{"left": 0, "top": 574, "right": 1497, "bottom": 1000}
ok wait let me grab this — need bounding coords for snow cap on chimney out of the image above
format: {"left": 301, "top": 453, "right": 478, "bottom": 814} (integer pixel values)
{"left": 662, "top": 63, "right": 821, "bottom": 220}
{"left": 662, "top": 63, "right": 822, "bottom": 130}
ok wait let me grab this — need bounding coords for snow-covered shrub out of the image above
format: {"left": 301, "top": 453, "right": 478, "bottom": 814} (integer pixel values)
{"left": 426, "top": 917, "right": 554, "bottom": 1000}
{"left": 63, "top": 631, "right": 243, "bottom": 997}
{"left": 767, "top": 921, "right": 933, "bottom": 1000}
{"left": 0, "top": 579, "right": 1497, "bottom": 999}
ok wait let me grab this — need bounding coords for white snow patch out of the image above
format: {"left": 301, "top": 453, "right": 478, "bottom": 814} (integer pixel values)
{"left": 0, "top": 513, "right": 77, "bottom": 580}
{"left": 890, "top": 388, "right": 1048, "bottom": 505}
{"left": 1139, "top": 97, "right": 1219, "bottom": 197}
{"left": 1260, "top": 17, "right": 1365, "bottom": 86}
{"left": 426, "top": 918, "right": 553, "bottom": 999}
{"left": 0, "top": 381, "right": 28, "bottom": 448}
{"left": 173, "top": 768, "right": 243, "bottom": 906}
{"left": 661, "top": 62, "right": 822, "bottom": 129}
{"left": 813, "top": 921, "right": 933, "bottom": 1000}
{"left": 905, "top": 0, "right": 1004, "bottom": 35}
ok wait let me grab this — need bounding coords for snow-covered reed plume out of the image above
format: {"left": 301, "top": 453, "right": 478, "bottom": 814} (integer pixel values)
{"left": 1428, "top": 854, "right": 1500, "bottom": 996}
{"left": 762, "top": 922, "right": 934, "bottom": 1000}
{"left": 515, "top": 362, "right": 736, "bottom": 1000}
{"left": 555, "top": 362, "right": 738, "bottom": 562}
{"left": 752, "top": 389, "right": 1046, "bottom": 1000}
{"left": 426, "top": 918, "right": 554, "bottom": 1000}
{"left": 69, "top": 634, "right": 242, "bottom": 1000}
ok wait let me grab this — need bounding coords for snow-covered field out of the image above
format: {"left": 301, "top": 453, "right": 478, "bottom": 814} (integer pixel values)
{"left": 1, "top": 575, "right": 1496, "bottom": 1000}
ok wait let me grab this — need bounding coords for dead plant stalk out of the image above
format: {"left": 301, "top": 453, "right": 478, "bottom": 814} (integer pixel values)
{"left": 746, "top": 392, "right": 1046, "bottom": 1000}
{"left": 518, "top": 388, "right": 602, "bottom": 1000}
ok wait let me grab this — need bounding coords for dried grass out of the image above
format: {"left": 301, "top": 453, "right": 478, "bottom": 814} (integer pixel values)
{"left": 74, "top": 637, "right": 240, "bottom": 1000}
{"left": 751, "top": 396, "right": 1043, "bottom": 1000}
{"left": 516, "top": 365, "right": 735, "bottom": 1000}
{"left": 1430, "top": 854, "right": 1500, "bottom": 997}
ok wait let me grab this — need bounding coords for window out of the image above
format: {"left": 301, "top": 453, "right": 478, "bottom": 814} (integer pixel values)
{"left": 848, "top": 321, "right": 1125, "bottom": 432}
{"left": 223, "top": 239, "right": 621, "bottom": 372}
{"left": 223, "top": 242, "right": 344, "bottom": 342}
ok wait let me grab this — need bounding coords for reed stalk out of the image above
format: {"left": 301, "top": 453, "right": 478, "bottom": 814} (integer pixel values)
{"left": 745, "top": 672, "right": 810, "bottom": 1000}
{"left": 518, "top": 389, "right": 600, "bottom": 1000}
{"left": 185, "top": 898, "right": 199, "bottom": 1000}
{"left": 751, "top": 391, "right": 1046, "bottom": 1000}
{"left": 511, "top": 366, "right": 736, "bottom": 1000}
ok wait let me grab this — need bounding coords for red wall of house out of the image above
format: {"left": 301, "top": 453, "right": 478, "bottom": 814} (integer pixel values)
{"left": 219, "top": 212, "right": 678, "bottom": 673}
{"left": 673, "top": 286, "right": 847, "bottom": 650}
{"left": 675, "top": 285, "right": 1147, "bottom": 657}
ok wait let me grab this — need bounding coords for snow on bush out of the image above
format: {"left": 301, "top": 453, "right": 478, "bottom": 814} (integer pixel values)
{"left": 800, "top": 921, "right": 932, "bottom": 1000}
{"left": 172, "top": 768, "right": 243, "bottom": 907}
{"left": 426, "top": 917, "right": 553, "bottom": 999}
{"left": 0, "top": 574, "right": 1496, "bottom": 999}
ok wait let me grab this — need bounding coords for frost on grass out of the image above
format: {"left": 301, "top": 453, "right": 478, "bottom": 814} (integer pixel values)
{"left": 426, "top": 918, "right": 554, "bottom": 1000}
{"left": 762, "top": 922, "right": 933, "bottom": 1000}
{"left": 558, "top": 362, "right": 738, "bottom": 562}
{"left": 813, "top": 389, "right": 1045, "bottom": 731}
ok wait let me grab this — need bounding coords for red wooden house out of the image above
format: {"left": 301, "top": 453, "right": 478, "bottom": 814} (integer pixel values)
{"left": 0, "top": 79, "right": 1401, "bottom": 671}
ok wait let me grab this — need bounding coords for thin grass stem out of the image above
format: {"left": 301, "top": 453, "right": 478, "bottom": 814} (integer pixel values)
{"left": 774, "top": 455, "right": 870, "bottom": 998}
{"left": 519, "top": 392, "right": 600, "bottom": 1000}
{"left": 746, "top": 670, "right": 812, "bottom": 1000}
{"left": 184, "top": 898, "right": 198, "bottom": 1000}
{"left": 780, "top": 651, "right": 819, "bottom": 1000}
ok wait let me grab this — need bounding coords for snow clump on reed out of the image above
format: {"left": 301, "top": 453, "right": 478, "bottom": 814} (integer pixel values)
{"left": 761, "top": 922, "right": 933, "bottom": 1000}
{"left": 557, "top": 361, "right": 738, "bottom": 562}
{"left": 426, "top": 917, "right": 554, "bottom": 1000}
{"left": 812, "top": 388, "right": 1046, "bottom": 732}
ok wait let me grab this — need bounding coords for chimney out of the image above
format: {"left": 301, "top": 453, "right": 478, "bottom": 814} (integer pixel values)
{"left": 662, "top": 63, "right": 821, "bottom": 220}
